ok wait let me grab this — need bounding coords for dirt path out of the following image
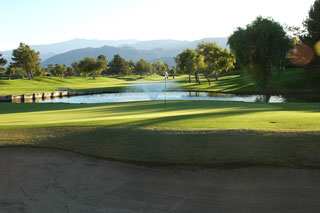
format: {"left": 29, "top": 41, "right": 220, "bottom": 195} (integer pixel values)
{"left": 1, "top": 148, "right": 320, "bottom": 212}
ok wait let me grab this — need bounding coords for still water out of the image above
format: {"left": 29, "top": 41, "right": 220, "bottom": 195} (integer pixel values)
{"left": 40, "top": 91, "right": 286, "bottom": 104}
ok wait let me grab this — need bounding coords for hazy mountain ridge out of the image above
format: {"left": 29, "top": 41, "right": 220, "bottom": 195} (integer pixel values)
{"left": 1, "top": 38, "right": 228, "bottom": 67}
{"left": 125, "top": 38, "right": 228, "bottom": 50}
{"left": 1, "top": 38, "right": 140, "bottom": 65}
{"left": 42, "top": 38, "right": 228, "bottom": 67}
{"left": 42, "top": 45, "right": 175, "bottom": 67}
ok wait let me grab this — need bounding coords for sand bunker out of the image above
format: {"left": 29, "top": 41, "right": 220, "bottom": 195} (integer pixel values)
{"left": 1, "top": 148, "right": 320, "bottom": 212}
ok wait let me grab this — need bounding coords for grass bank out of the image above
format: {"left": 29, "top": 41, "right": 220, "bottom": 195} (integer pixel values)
{"left": 1, "top": 68, "right": 319, "bottom": 96}
{"left": 1, "top": 127, "right": 320, "bottom": 167}
{"left": 175, "top": 68, "right": 320, "bottom": 93}
{"left": 0, "top": 76, "right": 130, "bottom": 95}
{"left": 0, "top": 100, "right": 319, "bottom": 167}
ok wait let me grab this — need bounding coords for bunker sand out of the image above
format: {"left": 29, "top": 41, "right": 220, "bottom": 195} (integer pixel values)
{"left": 1, "top": 148, "right": 320, "bottom": 212}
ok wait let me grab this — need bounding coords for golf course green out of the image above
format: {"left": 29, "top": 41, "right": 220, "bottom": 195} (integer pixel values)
{"left": 0, "top": 100, "right": 320, "bottom": 167}
{"left": 0, "top": 101, "right": 320, "bottom": 130}
{"left": 0, "top": 70, "right": 319, "bottom": 167}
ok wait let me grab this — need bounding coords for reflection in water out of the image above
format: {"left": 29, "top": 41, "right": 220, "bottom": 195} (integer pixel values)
{"left": 43, "top": 96, "right": 51, "bottom": 101}
{"left": 39, "top": 91, "right": 286, "bottom": 104}
{"left": 34, "top": 98, "right": 43, "bottom": 103}
{"left": 24, "top": 99, "right": 34, "bottom": 103}
{"left": 12, "top": 96, "right": 68, "bottom": 103}
{"left": 12, "top": 99, "right": 22, "bottom": 103}
{"left": 52, "top": 96, "right": 60, "bottom": 101}
{"left": 282, "top": 94, "right": 320, "bottom": 102}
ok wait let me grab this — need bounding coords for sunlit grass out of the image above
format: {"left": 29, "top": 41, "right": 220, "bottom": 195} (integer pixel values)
{"left": 0, "top": 76, "right": 130, "bottom": 95}
{"left": 1, "top": 68, "right": 319, "bottom": 95}
{"left": 0, "top": 100, "right": 319, "bottom": 166}
{"left": 0, "top": 101, "right": 319, "bottom": 130}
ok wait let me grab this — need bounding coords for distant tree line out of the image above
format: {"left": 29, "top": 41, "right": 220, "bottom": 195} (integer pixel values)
{"left": 0, "top": 44, "right": 175, "bottom": 80}
{"left": 300, "top": 0, "right": 320, "bottom": 70}
{"left": 60, "top": 55, "right": 172, "bottom": 79}
{"left": 228, "top": 0, "right": 320, "bottom": 92}
{"left": 174, "top": 0, "right": 320, "bottom": 91}
{"left": 175, "top": 42, "right": 235, "bottom": 85}
{"left": 1, "top": 0, "right": 318, "bottom": 84}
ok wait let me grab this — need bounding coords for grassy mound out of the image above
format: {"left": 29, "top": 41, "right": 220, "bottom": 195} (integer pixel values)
{"left": 0, "top": 100, "right": 319, "bottom": 167}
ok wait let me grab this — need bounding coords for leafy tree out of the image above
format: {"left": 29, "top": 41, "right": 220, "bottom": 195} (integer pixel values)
{"left": 11, "top": 42, "right": 41, "bottom": 80}
{"left": 46, "top": 64, "right": 54, "bottom": 76}
{"left": 128, "top": 60, "right": 135, "bottom": 67}
{"left": 97, "top": 54, "right": 108, "bottom": 75}
{"left": 71, "top": 61, "right": 81, "bottom": 76}
{"left": 128, "top": 60, "right": 135, "bottom": 75}
{"left": 153, "top": 61, "right": 167, "bottom": 74}
{"left": 97, "top": 54, "right": 107, "bottom": 61}
{"left": 135, "top": 59, "right": 153, "bottom": 78}
{"left": 197, "top": 42, "right": 235, "bottom": 84}
{"left": 302, "top": 0, "right": 320, "bottom": 70}
{"left": 195, "top": 55, "right": 206, "bottom": 84}
{"left": 34, "top": 67, "right": 44, "bottom": 77}
{"left": 96, "top": 55, "right": 108, "bottom": 78}
{"left": 5, "top": 67, "right": 14, "bottom": 80}
{"left": 228, "top": 17, "right": 292, "bottom": 91}
{"left": 0, "top": 67, "right": 5, "bottom": 74}
{"left": 65, "top": 66, "right": 75, "bottom": 77}
{"left": 0, "top": 53, "right": 7, "bottom": 67}
{"left": 78, "top": 56, "right": 107, "bottom": 79}
{"left": 78, "top": 57, "right": 95, "bottom": 78}
{"left": 51, "top": 64, "right": 67, "bottom": 77}
{"left": 302, "top": 0, "right": 320, "bottom": 45}
{"left": 175, "top": 66, "right": 183, "bottom": 74}
{"left": 164, "top": 63, "right": 169, "bottom": 71}
{"left": 285, "top": 25, "right": 305, "bottom": 45}
{"left": 121, "top": 63, "right": 131, "bottom": 79}
{"left": 5, "top": 65, "right": 23, "bottom": 80}
{"left": 170, "top": 66, "right": 177, "bottom": 79}
{"left": 146, "top": 62, "right": 153, "bottom": 74}
{"left": 108, "top": 54, "right": 129, "bottom": 78}
{"left": 175, "top": 49, "right": 199, "bottom": 83}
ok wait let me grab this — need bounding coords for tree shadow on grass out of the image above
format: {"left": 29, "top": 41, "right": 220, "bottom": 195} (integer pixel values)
{"left": 3, "top": 126, "right": 320, "bottom": 167}
{"left": 0, "top": 102, "right": 105, "bottom": 114}
{"left": 46, "top": 100, "right": 320, "bottom": 127}
{"left": 62, "top": 107, "right": 274, "bottom": 127}
{"left": 73, "top": 100, "right": 280, "bottom": 119}
{"left": 0, "top": 80, "right": 10, "bottom": 86}
{"left": 1, "top": 101, "right": 319, "bottom": 130}
{"left": 0, "top": 100, "right": 244, "bottom": 113}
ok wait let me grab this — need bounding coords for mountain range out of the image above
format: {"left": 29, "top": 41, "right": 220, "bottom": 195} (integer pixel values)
{"left": 1, "top": 38, "right": 228, "bottom": 67}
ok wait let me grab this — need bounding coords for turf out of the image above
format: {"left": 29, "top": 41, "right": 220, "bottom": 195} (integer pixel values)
{"left": 0, "top": 101, "right": 319, "bottom": 130}
{"left": 0, "top": 100, "right": 319, "bottom": 167}
{"left": 0, "top": 76, "right": 130, "bottom": 95}
{"left": 1, "top": 127, "right": 320, "bottom": 167}
{"left": 175, "top": 68, "right": 320, "bottom": 93}
{"left": 0, "top": 69, "right": 319, "bottom": 167}
{"left": 1, "top": 68, "right": 319, "bottom": 95}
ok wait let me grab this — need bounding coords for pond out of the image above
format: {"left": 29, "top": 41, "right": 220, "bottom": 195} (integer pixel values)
{"left": 39, "top": 91, "right": 286, "bottom": 104}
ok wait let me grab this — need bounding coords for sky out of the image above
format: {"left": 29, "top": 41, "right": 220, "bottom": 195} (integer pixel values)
{"left": 0, "top": 0, "right": 316, "bottom": 51}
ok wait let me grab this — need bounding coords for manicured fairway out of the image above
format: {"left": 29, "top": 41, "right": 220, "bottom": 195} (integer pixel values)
{"left": 0, "top": 101, "right": 319, "bottom": 130}
{"left": 0, "top": 76, "right": 130, "bottom": 95}
{"left": 0, "top": 101, "right": 320, "bottom": 167}
{"left": 1, "top": 69, "right": 319, "bottom": 167}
